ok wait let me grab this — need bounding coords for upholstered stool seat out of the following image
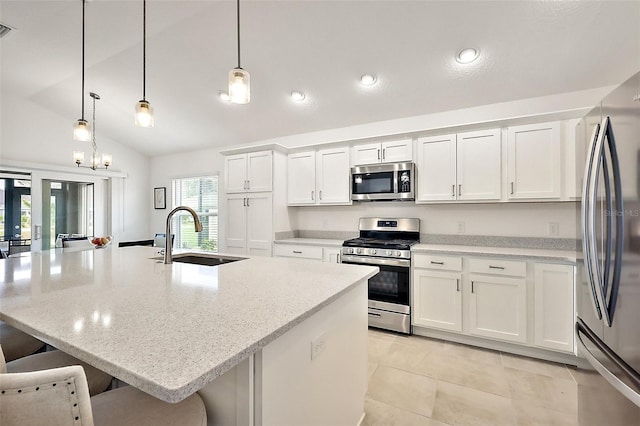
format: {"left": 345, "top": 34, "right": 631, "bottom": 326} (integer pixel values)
{"left": 7, "top": 349, "right": 113, "bottom": 396}
{"left": 0, "top": 321, "right": 45, "bottom": 362}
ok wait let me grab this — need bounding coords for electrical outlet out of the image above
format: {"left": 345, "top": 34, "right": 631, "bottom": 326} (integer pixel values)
{"left": 311, "top": 333, "right": 327, "bottom": 360}
{"left": 548, "top": 222, "right": 560, "bottom": 237}
{"left": 457, "top": 221, "right": 465, "bottom": 234}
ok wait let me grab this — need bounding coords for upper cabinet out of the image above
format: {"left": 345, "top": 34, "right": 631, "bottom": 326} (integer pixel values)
{"left": 416, "top": 129, "right": 501, "bottom": 202}
{"left": 506, "top": 122, "right": 561, "bottom": 199}
{"left": 352, "top": 139, "right": 413, "bottom": 166}
{"left": 287, "top": 147, "right": 351, "bottom": 206}
{"left": 224, "top": 150, "right": 272, "bottom": 193}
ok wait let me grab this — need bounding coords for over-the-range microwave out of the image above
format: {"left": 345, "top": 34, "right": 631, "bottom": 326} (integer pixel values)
{"left": 351, "top": 162, "right": 415, "bottom": 201}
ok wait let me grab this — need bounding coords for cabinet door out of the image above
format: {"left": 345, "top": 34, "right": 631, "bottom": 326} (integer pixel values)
{"left": 352, "top": 143, "right": 381, "bottom": 166}
{"left": 507, "top": 122, "right": 561, "bottom": 199}
{"left": 246, "top": 151, "right": 272, "bottom": 192}
{"left": 224, "top": 154, "right": 248, "bottom": 193}
{"left": 468, "top": 274, "right": 527, "bottom": 343}
{"left": 246, "top": 193, "right": 272, "bottom": 256}
{"left": 534, "top": 263, "right": 574, "bottom": 352}
{"left": 416, "top": 135, "right": 457, "bottom": 201}
{"left": 322, "top": 248, "right": 341, "bottom": 263}
{"left": 381, "top": 139, "right": 413, "bottom": 163}
{"left": 225, "top": 195, "right": 248, "bottom": 254}
{"left": 317, "top": 147, "right": 350, "bottom": 204}
{"left": 456, "top": 129, "right": 501, "bottom": 200}
{"left": 288, "top": 152, "right": 316, "bottom": 205}
{"left": 413, "top": 270, "right": 462, "bottom": 332}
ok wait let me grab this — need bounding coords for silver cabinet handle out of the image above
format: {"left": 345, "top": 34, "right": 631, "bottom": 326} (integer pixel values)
{"left": 245, "top": 197, "right": 250, "bottom": 207}
{"left": 510, "top": 182, "right": 514, "bottom": 195}
{"left": 471, "top": 280, "right": 475, "bottom": 293}
{"left": 319, "top": 190, "right": 322, "bottom": 200}
{"left": 458, "top": 184, "right": 462, "bottom": 196}
{"left": 489, "top": 265, "right": 505, "bottom": 270}
{"left": 430, "top": 261, "right": 444, "bottom": 265}
{"left": 337, "top": 253, "right": 341, "bottom": 263}
{"left": 382, "top": 148, "right": 386, "bottom": 160}
{"left": 456, "top": 278, "right": 460, "bottom": 292}
{"left": 243, "top": 198, "right": 246, "bottom": 207}
{"left": 451, "top": 184, "right": 455, "bottom": 197}
{"left": 293, "top": 250, "right": 302, "bottom": 254}
{"left": 368, "top": 312, "right": 382, "bottom": 317}
{"left": 311, "top": 190, "right": 315, "bottom": 201}
{"left": 377, "top": 149, "right": 381, "bottom": 160}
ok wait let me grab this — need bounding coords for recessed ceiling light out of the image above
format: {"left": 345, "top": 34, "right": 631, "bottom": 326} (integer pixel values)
{"left": 360, "top": 74, "right": 377, "bottom": 86}
{"left": 456, "top": 48, "right": 480, "bottom": 64}
{"left": 219, "top": 91, "right": 231, "bottom": 102}
{"left": 291, "top": 91, "right": 306, "bottom": 102}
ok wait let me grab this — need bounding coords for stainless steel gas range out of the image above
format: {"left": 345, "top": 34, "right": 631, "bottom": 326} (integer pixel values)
{"left": 340, "top": 218, "right": 419, "bottom": 334}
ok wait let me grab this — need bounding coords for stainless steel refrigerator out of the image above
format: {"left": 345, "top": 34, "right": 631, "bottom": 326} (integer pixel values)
{"left": 577, "top": 71, "right": 640, "bottom": 425}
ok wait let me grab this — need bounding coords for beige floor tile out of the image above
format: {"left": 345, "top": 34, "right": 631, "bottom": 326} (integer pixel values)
{"left": 512, "top": 399, "right": 578, "bottom": 426}
{"left": 367, "top": 365, "right": 438, "bottom": 417}
{"left": 501, "top": 352, "right": 573, "bottom": 380}
{"left": 432, "top": 380, "right": 516, "bottom": 426}
{"left": 442, "top": 341, "right": 503, "bottom": 366}
{"left": 363, "top": 398, "right": 450, "bottom": 426}
{"left": 369, "top": 335, "right": 395, "bottom": 363}
{"left": 368, "top": 361, "right": 379, "bottom": 381}
{"left": 506, "top": 367, "right": 577, "bottom": 414}
{"left": 435, "top": 352, "right": 511, "bottom": 397}
{"left": 368, "top": 328, "right": 399, "bottom": 341}
{"left": 394, "top": 334, "right": 445, "bottom": 352}
{"left": 378, "top": 341, "right": 439, "bottom": 378}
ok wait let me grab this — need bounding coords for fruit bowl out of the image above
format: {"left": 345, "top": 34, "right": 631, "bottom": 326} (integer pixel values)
{"left": 89, "top": 236, "right": 112, "bottom": 248}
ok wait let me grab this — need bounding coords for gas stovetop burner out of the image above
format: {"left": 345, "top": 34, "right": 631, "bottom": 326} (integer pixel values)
{"left": 342, "top": 238, "right": 418, "bottom": 250}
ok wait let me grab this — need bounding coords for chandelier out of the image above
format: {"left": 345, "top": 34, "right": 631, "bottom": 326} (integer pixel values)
{"left": 73, "top": 92, "right": 112, "bottom": 170}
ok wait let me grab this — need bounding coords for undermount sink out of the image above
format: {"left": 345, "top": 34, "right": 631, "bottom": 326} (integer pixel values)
{"left": 154, "top": 254, "right": 247, "bottom": 266}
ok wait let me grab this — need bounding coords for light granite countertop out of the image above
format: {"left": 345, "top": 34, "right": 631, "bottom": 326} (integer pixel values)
{"left": 412, "top": 243, "right": 578, "bottom": 263}
{"left": 0, "top": 247, "right": 377, "bottom": 403}
{"left": 274, "top": 238, "right": 345, "bottom": 247}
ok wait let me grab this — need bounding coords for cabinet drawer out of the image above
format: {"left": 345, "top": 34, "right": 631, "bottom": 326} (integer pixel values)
{"left": 469, "top": 258, "right": 526, "bottom": 277}
{"left": 413, "top": 254, "right": 462, "bottom": 271}
{"left": 274, "top": 244, "right": 323, "bottom": 260}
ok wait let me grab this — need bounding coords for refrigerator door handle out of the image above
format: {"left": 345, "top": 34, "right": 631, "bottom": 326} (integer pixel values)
{"left": 576, "top": 319, "right": 640, "bottom": 407}
{"left": 582, "top": 123, "right": 603, "bottom": 320}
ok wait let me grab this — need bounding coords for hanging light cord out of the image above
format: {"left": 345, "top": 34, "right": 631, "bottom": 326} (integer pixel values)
{"left": 91, "top": 94, "right": 97, "bottom": 154}
{"left": 81, "top": 0, "right": 85, "bottom": 119}
{"left": 142, "top": 0, "right": 146, "bottom": 101}
{"left": 236, "top": 0, "right": 241, "bottom": 68}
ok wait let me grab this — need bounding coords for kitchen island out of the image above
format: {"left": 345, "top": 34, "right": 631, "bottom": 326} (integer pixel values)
{"left": 0, "top": 247, "right": 377, "bottom": 425}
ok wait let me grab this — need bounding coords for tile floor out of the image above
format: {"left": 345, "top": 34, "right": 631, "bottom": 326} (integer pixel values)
{"left": 363, "top": 329, "right": 580, "bottom": 426}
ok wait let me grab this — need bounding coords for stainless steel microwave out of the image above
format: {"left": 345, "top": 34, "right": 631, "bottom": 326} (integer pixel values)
{"left": 351, "top": 162, "right": 415, "bottom": 201}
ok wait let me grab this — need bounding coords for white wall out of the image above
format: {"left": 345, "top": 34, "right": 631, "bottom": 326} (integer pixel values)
{"left": 0, "top": 93, "right": 151, "bottom": 242}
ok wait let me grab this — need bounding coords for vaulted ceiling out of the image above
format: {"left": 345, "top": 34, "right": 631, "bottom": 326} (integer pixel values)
{"left": 1, "top": 1, "right": 639, "bottom": 156}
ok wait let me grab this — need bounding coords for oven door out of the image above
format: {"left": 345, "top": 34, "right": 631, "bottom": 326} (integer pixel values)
{"left": 341, "top": 255, "right": 410, "bottom": 306}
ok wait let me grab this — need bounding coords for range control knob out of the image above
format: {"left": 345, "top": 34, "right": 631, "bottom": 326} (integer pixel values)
{"left": 356, "top": 248, "right": 363, "bottom": 254}
{"left": 386, "top": 250, "right": 392, "bottom": 256}
{"left": 396, "top": 251, "right": 402, "bottom": 257}
{"left": 347, "top": 248, "right": 354, "bottom": 254}
{"left": 371, "top": 249, "right": 377, "bottom": 255}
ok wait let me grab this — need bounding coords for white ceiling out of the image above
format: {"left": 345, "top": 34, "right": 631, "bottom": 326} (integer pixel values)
{"left": 1, "top": 1, "right": 639, "bottom": 157}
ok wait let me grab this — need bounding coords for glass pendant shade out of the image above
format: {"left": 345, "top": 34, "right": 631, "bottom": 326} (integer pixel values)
{"left": 91, "top": 152, "right": 101, "bottom": 169}
{"left": 102, "top": 153, "right": 113, "bottom": 168}
{"left": 73, "top": 119, "right": 91, "bottom": 142}
{"left": 73, "top": 151, "right": 85, "bottom": 165}
{"left": 135, "top": 100, "right": 154, "bottom": 127}
{"left": 228, "top": 68, "right": 250, "bottom": 104}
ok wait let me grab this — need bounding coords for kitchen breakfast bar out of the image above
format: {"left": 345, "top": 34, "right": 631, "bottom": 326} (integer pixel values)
{"left": 0, "top": 247, "right": 377, "bottom": 425}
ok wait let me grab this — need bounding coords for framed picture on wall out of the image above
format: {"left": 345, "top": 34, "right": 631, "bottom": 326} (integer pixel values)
{"left": 154, "top": 187, "right": 166, "bottom": 209}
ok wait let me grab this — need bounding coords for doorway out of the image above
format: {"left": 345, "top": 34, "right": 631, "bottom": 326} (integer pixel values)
{"left": 41, "top": 180, "right": 94, "bottom": 250}
{"left": 0, "top": 176, "right": 32, "bottom": 256}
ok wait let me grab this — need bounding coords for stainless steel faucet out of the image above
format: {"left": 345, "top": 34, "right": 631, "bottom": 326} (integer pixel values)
{"left": 164, "top": 206, "right": 203, "bottom": 264}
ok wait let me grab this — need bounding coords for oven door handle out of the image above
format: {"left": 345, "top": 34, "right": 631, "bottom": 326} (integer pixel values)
{"left": 341, "top": 254, "right": 410, "bottom": 268}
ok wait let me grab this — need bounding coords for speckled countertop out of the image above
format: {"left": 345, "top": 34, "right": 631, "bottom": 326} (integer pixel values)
{"left": 0, "top": 247, "right": 377, "bottom": 403}
{"left": 274, "top": 238, "right": 345, "bottom": 247}
{"left": 412, "top": 244, "right": 578, "bottom": 263}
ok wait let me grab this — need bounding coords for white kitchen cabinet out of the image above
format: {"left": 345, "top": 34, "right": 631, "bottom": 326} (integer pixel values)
{"left": 468, "top": 273, "right": 527, "bottom": 343}
{"left": 534, "top": 263, "right": 575, "bottom": 352}
{"left": 274, "top": 243, "right": 342, "bottom": 263}
{"left": 224, "top": 150, "right": 272, "bottom": 193}
{"left": 352, "top": 139, "right": 412, "bottom": 166}
{"left": 287, "top": 147, "right": 350, "bottom": 206}
{"left": 507, "top": 122, "right": 561, "bottom": 199}
{"left": 323, "top": 247, "right": 342, "bottom": 263}
{"left": 413, "top": 269, "right": 463, "bottom": 332}
{"left": 287, "top": 151, "right": 316, "bottom": 205}
{"left": 225, "top": 193, "right": 272, "bottom": 256}
{"left": 416, "top": 129, "right": 501, "bottom": 202}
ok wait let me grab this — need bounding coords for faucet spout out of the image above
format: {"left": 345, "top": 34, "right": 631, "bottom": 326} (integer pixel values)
{"left": 164, "top": 206, "right": 203, "bottom": 264}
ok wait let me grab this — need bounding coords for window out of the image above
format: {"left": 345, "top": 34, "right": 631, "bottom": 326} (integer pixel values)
{"left": 171, "top": 176, "right": 218, "bottom": 252}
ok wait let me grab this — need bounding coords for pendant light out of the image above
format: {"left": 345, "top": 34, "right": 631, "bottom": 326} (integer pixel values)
{"left": 135, "top": 0, "right": 154, "bottom": 127}
{"left": 73, "top": 0, "right": 91, "bottom": 141}
{"left": 228, "top": 0, "right": 250, "bottom": 104}
{"left": 73, "top": 92, "right": 112, "bottom": 170}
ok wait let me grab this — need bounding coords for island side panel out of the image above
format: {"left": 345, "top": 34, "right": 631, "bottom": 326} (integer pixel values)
{"left": 256, "top": 279, "right": 368, "bottom": 426}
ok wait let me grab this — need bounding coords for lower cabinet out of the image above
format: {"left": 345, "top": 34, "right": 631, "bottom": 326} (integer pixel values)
{"left": 412, "top": 253, "right": 575, "bottom": 355}
{"left": 468, "top": 274, "right": 527, "bottom": 344}
{"left": 274, "top": 243, "right": 342, "bottom": 263}
{"left": 413, "top": 270, "right": 462, "bottom": 332}
{"left": 323, "top": 248, "right": 342, "bottom": 263}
